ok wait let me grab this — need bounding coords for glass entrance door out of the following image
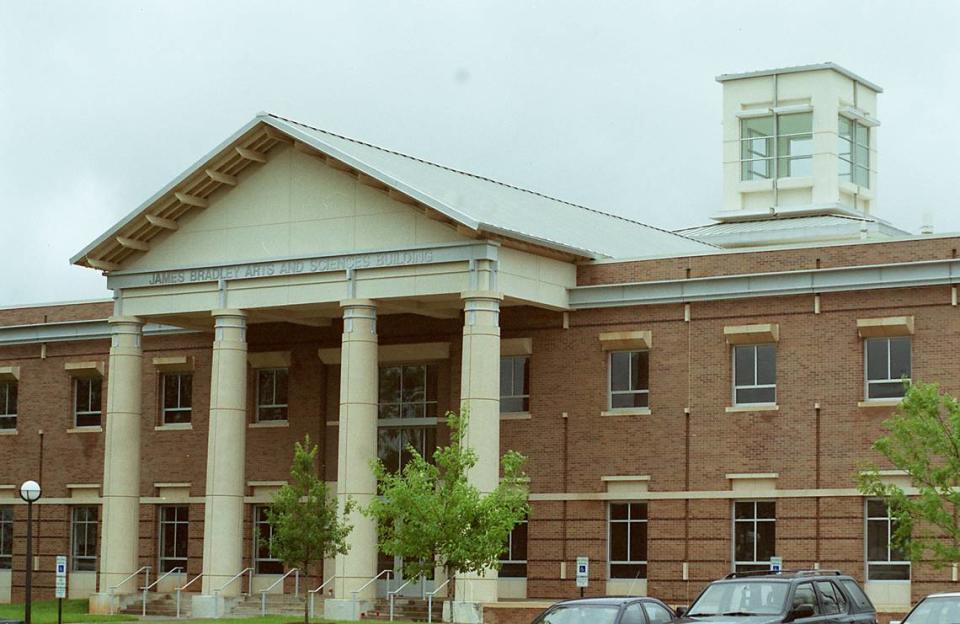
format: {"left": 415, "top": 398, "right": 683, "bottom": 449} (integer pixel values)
{"left": 376, "top": 552, "right": 436, "bottom": 598}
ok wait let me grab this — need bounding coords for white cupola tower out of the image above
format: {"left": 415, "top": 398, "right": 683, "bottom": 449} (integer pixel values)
{"left": 716, "top": 63, "right": 881, "bottom": 220}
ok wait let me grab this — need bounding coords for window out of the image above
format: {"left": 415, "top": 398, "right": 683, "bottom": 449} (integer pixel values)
{"left": 0, "top": 506, "right": 11, "bottom": 570}
{"left": 740, "top": 112, "right": 813, "bottom": 181}
{"left": 500, "top": 356, "right": 530, "bottom": 413}
{"left": 161, "top": 373, "right": 192, "bottom": 425}
{"left": 865, "top": 337, "right": 911, "bottom": 399}
{"left": 866, "top": 499, "right": 910, "bottom": 580}
{"left": 793, "top": 583, "right": 820, "bottom": 616}
{"left": 688, "top": 580, "right": 788, "bottom": 616}
{"left": 256, "top": 369, "right": 288, "bottom": 421}
{"left": 839, "top": 116, "right": 870, "bottom": 188}
{"left": 609, "top": 502, "right": 647, "bottom": 579}
{"left": 734, "top": 501, "right": 776, "bottom": 573}
{"left": 74, "top": 378, "right": 102, "bottom": 427}
{"left": 0, "top": 381, "right": 16, "bottom": 430}
{"left": 378, "top": 364, "right": 438, "bottom": 473}
{"left": 499, "top": 519, "right": 528, "bottom": 577}
{"left": 71, "top": 506, "right": 98, "bottom": 571}
{"left": 840, "top": 578, "right": 875, "bottom": 612}
{"left": 815, "top": 581, "right": 847, "bottom": 615}
{"left": 733, "top": 344, "right": 776, "bottom": 405}
{"left": 621, "top": 603, "right": 645, "bottom": 624}
{"left": 644, "top": 602, "right": 675, "bottom": 624}
{"left": 254, "top": 505, "right": 283, "bottom": 574}
{"left": 609, "top": 351, "right": 649, "bottom": 409}
{"left": 158, "top": 505, "right": 189, "bottom": 573}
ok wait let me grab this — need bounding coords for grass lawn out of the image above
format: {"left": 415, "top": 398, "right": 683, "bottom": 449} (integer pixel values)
{"left": 0, "top": 599, "right": 136, "bottom": 623}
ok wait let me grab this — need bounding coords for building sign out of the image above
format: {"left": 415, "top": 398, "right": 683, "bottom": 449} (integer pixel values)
{"left": 107, "top": 242, "right": 497, "bottom": 290}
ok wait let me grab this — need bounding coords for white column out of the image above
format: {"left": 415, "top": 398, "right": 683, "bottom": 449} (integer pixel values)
{"left": 90, "top": 317, "right": 144, "bottom": 613}
{"left": 458, "top": 289, "right": 503, "bottom": 605}
{"left": 193, "top": 310, "right": 248, "bottom": 617}
{"left": 327, "top": 299, "right": 379, "bottom": 621}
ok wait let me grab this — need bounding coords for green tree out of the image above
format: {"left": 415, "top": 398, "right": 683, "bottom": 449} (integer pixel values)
{"left": 858, "top": 381, "right": 960, "bottom": 566}
{"left": 366, "top": 410, "right": 529, "bottom": 602}
{"left": 267, "top": 435, "right": 355, "bottom": 624}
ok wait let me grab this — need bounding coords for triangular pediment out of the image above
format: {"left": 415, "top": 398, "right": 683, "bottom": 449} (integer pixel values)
{"left": 72, "top": 114, "right": 714, "bottom": 272}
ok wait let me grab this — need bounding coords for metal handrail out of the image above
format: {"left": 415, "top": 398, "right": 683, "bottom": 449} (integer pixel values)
{"left": 388, "top": 575, "right": 423, "bottom": 622}
{"left": 175, "top": 573, "right": 203, "bottom": 619}
{"left": 107, "top": 566, "right": 151, "bottom": 615}
{"left": 214, "top": 567, "right": 254, "bottom": 596}
{"left": 351, "top": 570, "right": 393, "bottom": 619}
{"left": 260, "top": 568, "right": 300, "bottom": 616}
{"left": 426, "top": 578, "right": 452, "bottom": 624}
{"left": 308, "top": 576, "right": 335, "bottom": 619}
{"left": 141, "top": 567, "right": 182, "bottom": 616}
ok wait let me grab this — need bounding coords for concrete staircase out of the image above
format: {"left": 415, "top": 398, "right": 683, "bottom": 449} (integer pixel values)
{"left": 361, "top": 598, "right": 444, "bottom": 622}
{"left": 229, "top": 593, "right": 309, "bottom": 617}
{"left": 119, "top": 592, "right": 192, "bottom": 617}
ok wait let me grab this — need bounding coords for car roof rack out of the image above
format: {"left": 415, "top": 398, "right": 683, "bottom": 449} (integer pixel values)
{"left": 723, "top": 569, "right": 844, "bottom": 579}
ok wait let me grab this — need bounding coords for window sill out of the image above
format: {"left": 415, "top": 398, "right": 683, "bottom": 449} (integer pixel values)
{"left": 858, "top": 399, "right": 902, "bottom": 408}
{"left": 737, "top": 179, "right": 773, "bottom": 193}
{"left": 601, "top": 408, "right": 651, "bottom": 417}
{"left": 155, "top": 423, "right": 193, "bottom": 431}
{"left": 67, "top": 426, "right": 103, "bottom": 434}
{"left": 0, "top": 429, "right": 17, "bottom": 436}
{"left": 726, "top": 404, "right": 779, "bottom": 413}
{"left": 500, "top": 412, "right": 531, "bottom": 421}
{"left": 775, "top": 175, "right": 814, "bottom": 190}
{"left": 249, "top": 420, "right": 289, "bottom": 429}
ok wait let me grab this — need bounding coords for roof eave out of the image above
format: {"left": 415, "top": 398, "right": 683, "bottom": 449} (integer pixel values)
{"left": 715, "top": 62, "right": 883, "bottom": 93}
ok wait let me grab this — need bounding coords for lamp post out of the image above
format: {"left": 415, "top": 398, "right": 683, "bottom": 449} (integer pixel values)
{"left": 19, "top": 480, "right": 41, "bottom": 624}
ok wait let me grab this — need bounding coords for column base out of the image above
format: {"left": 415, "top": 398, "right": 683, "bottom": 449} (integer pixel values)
{"left": 444, "top": 601, "right": 483, "bottom": 624}
{"left": 324, "top": 597, "right": 373, "bottom": 621}
{"left": 191, "top": 593, "right": 226, "bottom": 618}
{"left": 88, "top": 592, "right": 119, "bottom": 615}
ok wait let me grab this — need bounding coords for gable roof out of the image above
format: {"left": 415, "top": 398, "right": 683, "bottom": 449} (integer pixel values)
{"left": 72, "top": 113, "right": 715, "bottom": 269}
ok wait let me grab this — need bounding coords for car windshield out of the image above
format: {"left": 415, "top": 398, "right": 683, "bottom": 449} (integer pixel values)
{"left": 904, "top": 596, "right": 960, "bottom": 624}
{"left": 535, "top": 605, "right": 621, "bottom": 624}
{"left": 688, "top": 581, "right": 789, "bottom": 616}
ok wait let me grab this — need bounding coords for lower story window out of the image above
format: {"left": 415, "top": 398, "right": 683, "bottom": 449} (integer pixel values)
{"left": 254, "top": 505, "right": 284, "bottom": 574}
{"left": 866, "top": 499, "right": 911, "bottom": 580}
{"left": 609, "top": 502, "right": 647, "bottom": 579}
{"left": 734, "top": 501, "right": 776, "bottom": 573}
{"left": 0, "top": 506, "right": 11, "bottom": 570}
{"left": 159, "top": 505, "right": 189, "bottom": 573}
{"left": 499, "top": 519, "right": 528, "bottom": 577}
{"left": 71, "top": 506, "right": 98, "bottom": 571}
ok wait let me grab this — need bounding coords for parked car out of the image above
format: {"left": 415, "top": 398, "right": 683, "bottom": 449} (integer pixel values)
{"left": 891, "top": 592, "right": 960, "bottom": 624}
{"left": 531, "top": 597, "right": 678, "bottom": 624}
{"left": 681, "top": 570, "right": 877, "bottom": 624}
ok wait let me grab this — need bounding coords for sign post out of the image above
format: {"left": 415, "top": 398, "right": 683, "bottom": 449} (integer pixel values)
{"left": 576, "top": 556, "right": 589, "bottom": 598}
{"left": 55, "top": 555, "right": 67, "bottom": 624}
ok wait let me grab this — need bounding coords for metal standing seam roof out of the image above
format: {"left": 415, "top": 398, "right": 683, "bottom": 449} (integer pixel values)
{"left": 72, "top": 112, "right": 716, "bottom": 268}
{"left": 715, "top": 62, "right": 883, "bottom": 93}
{"left": 676, "top": 214, "right": 907, "bottom": 239}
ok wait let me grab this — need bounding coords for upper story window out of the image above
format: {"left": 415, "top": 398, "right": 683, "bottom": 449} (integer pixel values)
{"left": 499, "top": 518, "right": 528, "bottom": 578}
{"left": 608, "top": 502, "right": 647, "bottom": 579}
{"left": 0, "top": 381, "right": 16, "bottom": 430}
{"left": 500, "top": 356, "right": 530, "bottom": 413}
{"left": 740, "top": 112, "right": 813, "bottom": 181}
{"left": 161, "top": 373, "right": 192, "bottom": 425}
{"left": 378, "top": 364, "right": 438, "bottom": 473}
{"left": 865, "top": 337, "right": 911, "bottom": 399}
{"left": 733, "top": 344, "right": 776, "bottom": 405}
{"left": 71, "top": 506, "right": 98, "bottom": 571}
{"left": 839, "top": 116, "right": 870, "bottom": 188}
{"left": 74, "top": 377, "right": 102, "bottom": 428}
{"left": 866, "top": 499, "right": 910, "bottom": 580}
{"left": 733, "top": 500, "right": 776, "bottom": 573}
{"left": 0, "top": 506, "right": 11, "bottom": 570}
{"left": 256, "top": 368, "right": 288, "bottom": 422}
{"left": 609, "top": 351, "right": 649, "bottom": 409}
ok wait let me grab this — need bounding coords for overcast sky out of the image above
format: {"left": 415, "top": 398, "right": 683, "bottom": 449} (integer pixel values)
{"left": 1, "top": 0, "right": 958, "bottom": 307}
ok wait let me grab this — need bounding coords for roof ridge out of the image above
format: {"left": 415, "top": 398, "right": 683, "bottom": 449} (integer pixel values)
{"left": 266, "top": 113, "right": 715, "bottom": 248}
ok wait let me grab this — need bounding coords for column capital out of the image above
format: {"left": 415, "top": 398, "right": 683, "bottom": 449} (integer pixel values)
{"left": 210, "top": 308, "right": 247, "bottom": 319}
{"left": 460, "top": 290, "right": 503, "bottom": 302}
{"left": 107, "top": 315, "right": 144, "bottom": 327}
{"left": 339, "top": 298, "right": 377, "bottom": 309}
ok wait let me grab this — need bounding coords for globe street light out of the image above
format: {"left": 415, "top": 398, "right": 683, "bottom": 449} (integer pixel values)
{"left": 19, "top": 480, "right": 41, "bottom": 624}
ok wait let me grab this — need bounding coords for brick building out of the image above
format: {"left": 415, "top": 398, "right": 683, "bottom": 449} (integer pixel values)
{"left": 0, "top": 64, "right": 955, "bottom": 618}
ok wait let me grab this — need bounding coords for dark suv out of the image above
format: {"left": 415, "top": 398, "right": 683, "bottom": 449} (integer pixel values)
{"left": 682, "top": 570, "right": 877, "bottom": 624}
